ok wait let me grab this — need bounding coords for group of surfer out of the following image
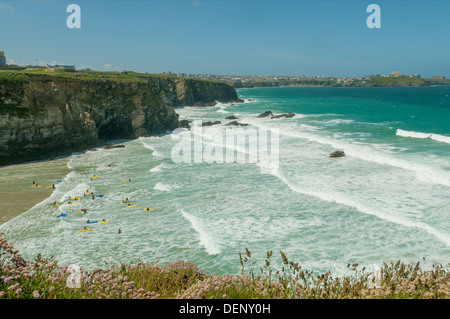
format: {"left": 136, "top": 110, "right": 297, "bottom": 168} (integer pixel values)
{"left": 49, "top": 174, "right": 147, "bottom": 234}
{"left": 33, "top": 181, "right": 55, "bottom": 188}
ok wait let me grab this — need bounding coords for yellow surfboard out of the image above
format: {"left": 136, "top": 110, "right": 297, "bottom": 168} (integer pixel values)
{"left": 98, "top": 220, "right": 110, "bottom": 224}
{"left": 78, "top": 228, "right": 91, "bottom": 232}
{"left": 127, "top": 204, "right": 138, "bottom": 207}
{"left": 144, "top": 208, "right": 154, "bottom": 211}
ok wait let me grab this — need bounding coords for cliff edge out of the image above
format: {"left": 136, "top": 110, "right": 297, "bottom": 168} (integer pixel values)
{"left": 0, "top": 70, "right": 239, "bottom": 165}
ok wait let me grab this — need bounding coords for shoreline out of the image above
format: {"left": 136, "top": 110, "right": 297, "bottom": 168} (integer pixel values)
{"left": 0, "top": 156, "right": 71, "bottom": 226}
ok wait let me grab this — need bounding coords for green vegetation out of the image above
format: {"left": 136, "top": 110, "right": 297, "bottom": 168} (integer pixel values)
{"left": 235, "top": 76, "right": 450, "bottom": 88}
{"left": 0, "top": 73, "right": 29, "bottom": 117}
{"left": 0, "top": 68, "right": 227, "bottom": 85}
{"left": 0, "top": 71, "right": 30, "bottom": 84}
{"left": 1, "top": 233, "right": 448, "bottom": 299}
{"left": 351, "top": 76, "right": 443, "bottom": 87}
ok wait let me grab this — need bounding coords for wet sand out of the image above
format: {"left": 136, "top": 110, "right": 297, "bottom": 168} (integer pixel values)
{"left": 0, "top": 157, "right": 71, "bottom": 226}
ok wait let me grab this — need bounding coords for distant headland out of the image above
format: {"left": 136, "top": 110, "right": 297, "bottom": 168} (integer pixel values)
{"left": 171, "top": 70, "right": 450, "bottom": 88}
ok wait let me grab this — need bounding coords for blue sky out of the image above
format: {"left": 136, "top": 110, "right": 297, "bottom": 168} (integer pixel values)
{"left": 1, "top": 0, "right": 450, "bottom": 77}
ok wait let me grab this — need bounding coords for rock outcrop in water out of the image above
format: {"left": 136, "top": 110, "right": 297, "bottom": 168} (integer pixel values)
{"left": 0, "top": 73, "right": 238, "bottom": 165}
{"left": 256, "top": 111, "right": 295, "bottom": 119}
{"left": 329, "top": 150, "right": 345, "bottom": 158}
{"left": 225, "top": 121, "right": 249, "bottom": 127}
{"left": 201, "top": 121, "right": 221, "bottom": 127}
{"left": 271, "top": 113, "right": 295, "bottom": 119}
{"left": 257, "top": 111, "right": 273, "bottom": 118}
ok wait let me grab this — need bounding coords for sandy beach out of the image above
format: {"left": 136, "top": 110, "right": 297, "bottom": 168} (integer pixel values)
{"left": 0, "top": 157, "right": 71, "bottom": 226}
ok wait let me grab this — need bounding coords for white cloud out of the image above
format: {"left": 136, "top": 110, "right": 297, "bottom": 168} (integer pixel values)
{"left": 0, "top": 3, "right": 14, "bottom": 12}
{"left": 102, "top": 63, "right": 123, "bottom": 71}
{"left": 77, "top": 64, "right": 92, "bottom": 70}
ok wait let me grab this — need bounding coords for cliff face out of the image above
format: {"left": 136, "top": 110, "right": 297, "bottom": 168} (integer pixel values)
{"left": 0, "top": 74, "right": 238, "bottom": 165}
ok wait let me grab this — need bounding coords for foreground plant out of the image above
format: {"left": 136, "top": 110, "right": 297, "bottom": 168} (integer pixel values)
{"left": 1, "top": 233, "right": 449, "bottom": 299}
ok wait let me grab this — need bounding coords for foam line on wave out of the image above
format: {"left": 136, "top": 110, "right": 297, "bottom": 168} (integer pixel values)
{"left": 271, "top": 169, "right": 450, "bottom": 247}
{"left": 396, "top": 129, "right": 450, "bottom": 145}
{"left": 180, "top": 210, "right": 221, "bottom": 255}
{"left": 246, "top": 119, "right": 450, "bottom": 188}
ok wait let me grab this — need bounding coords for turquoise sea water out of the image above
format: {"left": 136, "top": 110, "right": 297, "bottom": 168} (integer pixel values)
{"left": 1, "top": 86, "right": 449, "bottom": 276}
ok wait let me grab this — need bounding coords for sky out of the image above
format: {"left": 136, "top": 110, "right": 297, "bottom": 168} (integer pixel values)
{"left": 1, "top": 0, "right": 450, "bottom": 78}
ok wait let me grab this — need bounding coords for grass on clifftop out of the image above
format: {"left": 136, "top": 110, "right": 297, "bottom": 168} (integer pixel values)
{"left": 0, "top": 68, "right": 226, "bottom": 85}
{"left": 1, "top": 233, "right": 449, "bottom": 299}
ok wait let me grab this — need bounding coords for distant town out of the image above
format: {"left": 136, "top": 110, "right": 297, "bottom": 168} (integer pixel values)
{"left": 1, "top": 50, "right": 448, "bottom": 88}
{"left": 162, "top": 70, "right": 448, "bottom": 88}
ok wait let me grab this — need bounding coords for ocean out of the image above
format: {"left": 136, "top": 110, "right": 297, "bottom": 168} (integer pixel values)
{"left": 1, "top": 86, "right": 449, "bottom": 277}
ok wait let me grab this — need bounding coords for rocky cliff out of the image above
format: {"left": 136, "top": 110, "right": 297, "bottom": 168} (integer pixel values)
{"left": 0, "top": 72, "right": 239, "bottom": 165}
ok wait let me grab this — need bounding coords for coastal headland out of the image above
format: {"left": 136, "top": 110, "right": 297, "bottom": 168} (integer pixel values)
{"left": 0, "top": 68, "right": 239, "bottom": 166}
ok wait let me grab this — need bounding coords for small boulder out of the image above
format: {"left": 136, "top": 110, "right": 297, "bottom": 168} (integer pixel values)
{"left": 257, "top": 111, "right": 273, "bottom": 118}
{"left": 225, "top": 115, "right": 239, "bottom": 120}
{"left": 103, "top": 144, "right": 125, "bottom": 149}
{"left": 194, "top": 101, "right": 217, "bottom": 107}
{"left": 329, "top": 150, "right": 345, "bottom": 158}
{"left": 178, "top": 119, "right": 192, "bottom": 129}
{"left": 226, "top": 121, "right": 249, "bottom": 127}
{"left": 271, "top": 113, "right": 295, "bottom": 119}
{"left": 202, "top": 121, "right": 221, "bottom": 127}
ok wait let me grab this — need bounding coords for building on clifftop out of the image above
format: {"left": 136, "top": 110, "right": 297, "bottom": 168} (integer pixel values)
{"left": 0, "top": 51, "right": 6, "bottom": 67}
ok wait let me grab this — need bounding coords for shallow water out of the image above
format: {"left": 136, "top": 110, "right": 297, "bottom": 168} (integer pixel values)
{"left": 0, "top": 157, "right": 70, "bottom": 225}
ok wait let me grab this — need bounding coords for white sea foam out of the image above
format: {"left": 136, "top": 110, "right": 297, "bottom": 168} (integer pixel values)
{"left": 270, "top": 169, "right": 450, "bottom": 247}
{"left": 181, "top": 210, "right": 221, "bottom": 255}
{"left": 396, "top": 129, "right": 450, "bottom": 145}
{"left": 149, "top": 163, "right": 166, "bottom": 172}
{"left": 142, "top": 142, "right": 163, "bottom": 157}
{"left": 323, "top": 119, "right": 354, "bottom": 125}
{"left": 246, "top": 119, "right": 450, "bottom": 188}
{"left": 153, "top": 182, "right": 172, "bottom": 192}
